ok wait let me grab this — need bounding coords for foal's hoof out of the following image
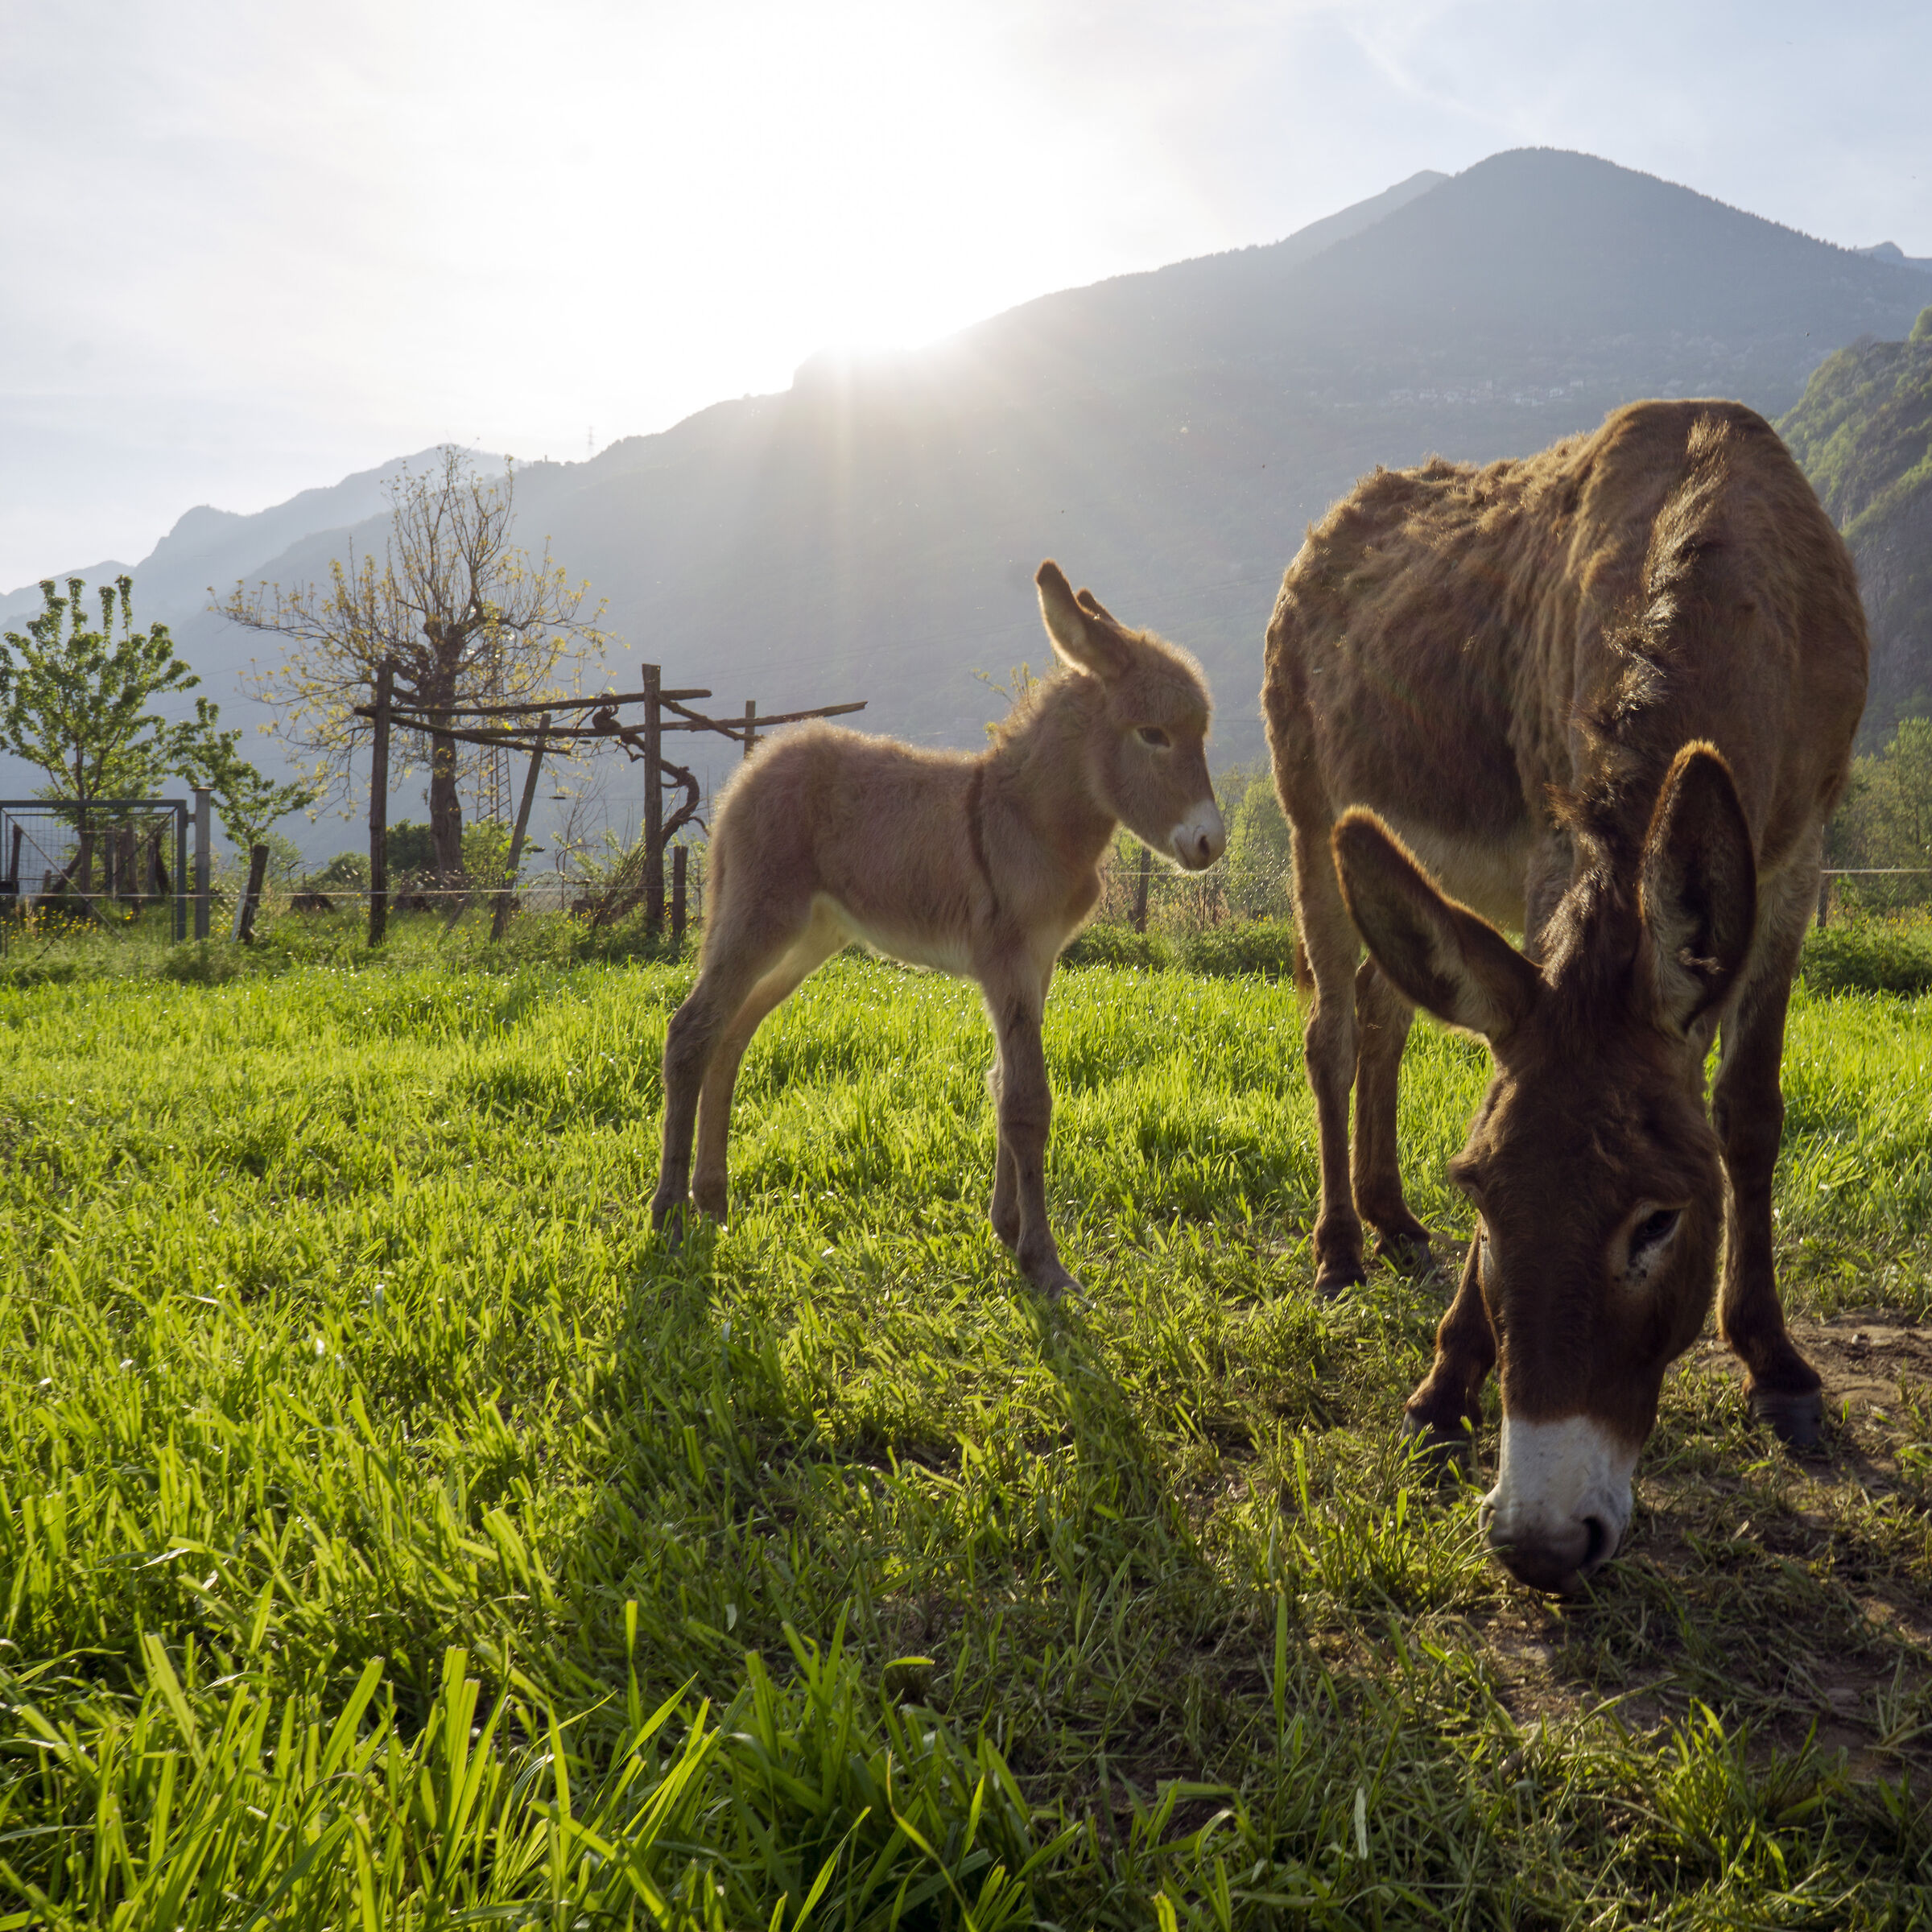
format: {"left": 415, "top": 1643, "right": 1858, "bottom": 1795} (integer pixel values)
{"left": 1400, "top": 1409, "right": 1477, "bottom": 1481}
{"left": 1750, "top": 1386, "right": 1824, "bottom": 1450}
{"left": 1024, "top": 1261, "right": 1084, "bottom": 1304}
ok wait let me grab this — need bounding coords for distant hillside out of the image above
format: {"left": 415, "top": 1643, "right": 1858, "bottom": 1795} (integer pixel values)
{"left": 10, "top": 147, "right": 1929, "bottom": 857}
{"left": 1781, "top": 304, "right": 1932, "bottom": 745}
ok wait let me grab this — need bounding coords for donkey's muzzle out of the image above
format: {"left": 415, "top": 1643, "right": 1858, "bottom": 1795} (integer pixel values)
{"left": 1170, "top": 801, "right": 1226, "bottom": 871}
{"left": 1481, "top": 1413, "right": 1635, "bottom": 1595}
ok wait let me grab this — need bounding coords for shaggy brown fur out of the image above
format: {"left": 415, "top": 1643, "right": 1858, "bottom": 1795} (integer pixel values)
{"left": 652, "top": 563, "right": 1226, "bottom": 1298}
{"left": 1264, "top": 400, "right": 1868, "bottom": 1587}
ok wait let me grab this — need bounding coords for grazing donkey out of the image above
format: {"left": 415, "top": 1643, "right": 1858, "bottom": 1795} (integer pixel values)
{"left": 1264, "top": 401, "right": 1868, "bottom": 1592}
{"left": 651, "top": 562, "right": 1226, "bottom": 1297}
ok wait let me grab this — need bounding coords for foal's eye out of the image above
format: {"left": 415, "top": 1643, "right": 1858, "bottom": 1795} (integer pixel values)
{"left": 1137, "top": 727, "right": 1170, "bottom": 749}
{"left": 1632, "top": 1208, "right": 1681, "bottom": 1254}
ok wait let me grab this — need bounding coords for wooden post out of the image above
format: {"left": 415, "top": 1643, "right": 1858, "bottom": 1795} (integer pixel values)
{"left": 742, "top": 699, "right": 757, "bottom": 761}
{"left": 6, "top": 824, "right": 19, "bottom": 890}
{"left": 671, "top": 843, "right": 687, "bottom": 945}
{"left": 369, "top": 658, "right": 394, "bottom": 947}
{"left": 76, "top": 828, "right": 96, "bottom": 905}
{"left": 233, "top": 842, "right": 270, "bottom": 944}
{"left": 491, "top": 712, "right": 551, "bottom": 943}
{"left": 192, "top": 789, "right": 212, "bottom": 939}
{"left": 643, "top": 663, "right": 663, "bottom": 934}
{"left": 1133, "top": 842, "right": 1152, "bottom": 934}
{"left": 1817, "top": 872, "right": 1831, "bottom": 931}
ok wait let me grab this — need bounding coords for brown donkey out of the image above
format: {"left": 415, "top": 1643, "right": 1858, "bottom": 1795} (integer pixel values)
{"left": 651, "top": 562, "right": 1225, "bottom": 1297}
{"left": 1264, "top": 401, "right": 1868, "bottom": 1592}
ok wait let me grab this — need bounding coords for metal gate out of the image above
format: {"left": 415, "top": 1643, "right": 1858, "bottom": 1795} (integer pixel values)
{"left": 0, "top": 800, "right": 191, "bottom": 947}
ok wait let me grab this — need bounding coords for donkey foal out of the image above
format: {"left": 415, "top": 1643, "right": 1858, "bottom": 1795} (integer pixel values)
{"left": 650, "top": 562, "right": 1225, "bottom": 1297}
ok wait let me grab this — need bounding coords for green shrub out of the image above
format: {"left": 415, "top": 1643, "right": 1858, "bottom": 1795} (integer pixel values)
{"left": 1800, "top": 918, "right": 1932, "bottom": 995}
{"left": 1059, "top": 923, "right": 1174, "bottom": 970}
{"left": 1178, "top": 918, "right": 1300, "bottom": 979}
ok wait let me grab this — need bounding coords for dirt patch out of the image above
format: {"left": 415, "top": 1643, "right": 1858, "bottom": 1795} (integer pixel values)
{"left": 1686, "top": 1310, "right": 1932, "bottom": 1428}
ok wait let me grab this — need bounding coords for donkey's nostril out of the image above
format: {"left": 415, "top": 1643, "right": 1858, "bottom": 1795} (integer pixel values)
{"left": 1579, "top": 1515, "right": 1612, "bottom": 1574}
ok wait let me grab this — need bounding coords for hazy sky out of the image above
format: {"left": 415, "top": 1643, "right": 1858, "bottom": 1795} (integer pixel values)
{"left": 3, "top": 0, "right": 1927, "bottom": 588}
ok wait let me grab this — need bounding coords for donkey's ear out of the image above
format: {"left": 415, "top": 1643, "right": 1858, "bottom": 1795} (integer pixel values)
{"left": 1037, "top": 561, "right": 1129, "bottom": 679}
{"left": 1075, "top": 586, "right": 1122, "bottom": 627}
{"left": 1334, "top": 810, "right": 1542, "bottom": 1042}
{"left": 1639, "top": 742, "right": 1757, "bottom": 1037}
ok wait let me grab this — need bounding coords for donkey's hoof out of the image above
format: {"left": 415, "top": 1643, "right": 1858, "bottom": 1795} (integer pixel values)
{"left": 1400, "top": 1409, "right": 1477, "bottom": 1480}
{"left": 1023, "top": 1259, "right": 1083, "bottom": 1302}
{"left": 1374, "top": 1227, "right": 1439, "bottom": 1278}
{"left": 1314, "top": 1261, "right": 1368, "bottom": 1302}
{"left": 692, "top": 1184, "right": 729, "bottom": 1223}
{"left": 1751, "top": 1386, "right": 1824, "bottom": 1450}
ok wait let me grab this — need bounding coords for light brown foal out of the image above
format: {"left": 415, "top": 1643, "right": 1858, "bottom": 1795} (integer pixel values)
{"left": 651, "top": 562, "right": 1225, "bottom": 1297}
{"left": 1265, "top": 401, "right": 1867, "bottom": 1591}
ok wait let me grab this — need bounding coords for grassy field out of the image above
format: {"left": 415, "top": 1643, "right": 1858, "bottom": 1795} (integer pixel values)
{"left": 2, "top": 925, "right": 1931, "bottom": 1926}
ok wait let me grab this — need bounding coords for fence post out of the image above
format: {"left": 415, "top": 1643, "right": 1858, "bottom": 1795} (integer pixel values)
{"left": 369, "top": 659, "right": 394, "bottom": 947}
{"left": 1133, "top": 843, "right": 1152, "bottom": 934}
{"left": 192, "top": 788, "right": 212, "bottom": 939}
{"left": 491, "top": 713, "right": 551, "bottom": 943}
{"left": 643, "top": 663, "right": 663, "bottom": 934}
{"left": 233, "top": 843, "right": 270, "bottom": 944}
{"left": 173, "top": 803, "right": 188, "bottom": 941}
{"left": 1817, "top": 872, "right": 1831, "bottom": 931}
{"left": 742, "top": 699, "right": 757, "bottom": 761}
{"left": 671, "top": 843, "right": 687, "bottom": 946}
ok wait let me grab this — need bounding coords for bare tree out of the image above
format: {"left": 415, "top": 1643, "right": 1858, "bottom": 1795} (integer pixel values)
{"left": 220, "top": 448, "right": 609, "bottom": 877}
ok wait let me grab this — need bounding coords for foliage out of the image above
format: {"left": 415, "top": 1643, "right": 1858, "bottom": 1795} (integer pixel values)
{"left": 2, "top": 952, "right": 1932, "bottom": 1921}
{"left": 177, "top": 701, "right": 316, "bottom": 852}
{"left": 385, "top": 819, "right": 438, "bottom": 875}
{"left": 460, "top": 816, "right": 517, "bottom": 886}
{"left": 1824, "top": 716, "right": 1932, "bottom": 910}
{"left": 307, "top": 848, "right": 371, "bottom": 893}
{"left": 1220, "top": 770, "right": 1294, "bottom": 921}
{"left": 0, "top": 576, "right": 204, "bottom": 803}
{"left": 1799, "top": 914, "right": 1932, "bottom": 996}
{"left": 222, "top": 447, "right": 608, "bottom": 874}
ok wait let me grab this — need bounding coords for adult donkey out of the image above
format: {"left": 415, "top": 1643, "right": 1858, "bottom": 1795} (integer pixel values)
{"left": 652, "top": 562, "right": 1224, "bottom": 1298}
{"left": 1263, "top": 401, "right": 1867, "bottom": 1592}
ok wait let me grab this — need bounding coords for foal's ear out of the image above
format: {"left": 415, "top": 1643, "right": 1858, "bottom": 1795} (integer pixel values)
{"left": 1334, "top": 811, "right": 1542, "bottom": 1042}
{"left": 1036, "top": 561, "right": 1129, "bottom": 679}
{"left": 1639, "top": 742, "right": 1757, "bottom": 1037}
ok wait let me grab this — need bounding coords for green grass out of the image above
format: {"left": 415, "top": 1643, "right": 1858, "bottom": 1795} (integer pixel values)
{"left": 2, "top": 946, "right": 1931, "bottom": 1926}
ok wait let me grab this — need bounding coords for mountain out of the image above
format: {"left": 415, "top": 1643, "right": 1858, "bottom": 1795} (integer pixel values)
{"left": 9, "top": 148, "right": 1930, "bottom": 857}
{"left": 1780, "top": 303, "right": 1932, "bottom": 745}
{"left": 1859, "top": 242, "right": 1932, "bottom": 275}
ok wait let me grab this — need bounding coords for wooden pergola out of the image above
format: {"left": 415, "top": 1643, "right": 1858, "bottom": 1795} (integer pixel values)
{"left": 355, "top": 663, "right": 864, "bottom": 944}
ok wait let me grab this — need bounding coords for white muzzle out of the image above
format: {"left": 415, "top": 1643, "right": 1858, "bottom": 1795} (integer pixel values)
{"left": 1170, "top": 800, "right": 1226, "bottom": 870}
{"left": 1481, "top": 1414, "right": 1637, "bottom": 1592}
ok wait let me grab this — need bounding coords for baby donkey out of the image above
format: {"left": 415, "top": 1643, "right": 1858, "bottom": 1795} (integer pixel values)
{"left": 650, "top": 561, "right": 1224, "bottom": 1297}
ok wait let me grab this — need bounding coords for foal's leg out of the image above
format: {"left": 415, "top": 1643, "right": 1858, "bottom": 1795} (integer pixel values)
{"left": 1351, "top": 957, "right": 1431, "bottom": 1268}
{"left": 652, "top": 904, "right": 811, "bottom": 1238}
{"left": 691, "top": 906, "right": 846, "bottom": 1222}
{"left": 1290, "top": 822, "right": 1367, "bottom": 1294}
{"left": 988, "top": 958, "right": 1056, "bottom": 1253}
{"left": 1712, "top": 861, "right": 1822, "bottom": 1446}
{"left": 980, "top": 957, "right": 1077, "bottom": 1298}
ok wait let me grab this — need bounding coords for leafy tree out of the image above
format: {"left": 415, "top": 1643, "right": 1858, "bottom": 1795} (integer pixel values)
{"left": 1221, "top": 767, "right": 1294, "bottom": 920}
{"left": 0, "top": 576, "right": 204, "bottom": 803}
{"left": 221, "top": 448, "right": 608, "bottom": 878}
{"left": 1826, "top": 716, "right": 1932, "bottom": 910}
{"left": 179, "top": 704, "right": 316, "bottom": 854}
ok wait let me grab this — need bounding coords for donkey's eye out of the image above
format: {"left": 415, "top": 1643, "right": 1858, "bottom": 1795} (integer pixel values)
{"left": 1632, "top": 1208, "right": 1680, "bottom": 1254}
{"left": 1137, "top": 727, "right": 1170, "bottom": 749}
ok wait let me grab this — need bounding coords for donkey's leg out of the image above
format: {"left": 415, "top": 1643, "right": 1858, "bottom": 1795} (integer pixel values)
{"left": 652, "top": 906, "right": 811, "bottom": 1239}
{"left": 1351, "top": 957, "right": 1432, "bottom": 1268}
{"left": 1290, "top": 823, "right": 1367, "bottom": 1295}
{"left": 980, "top": 962, "right": 1077, "bottom": 1298}
{"left": 691, "top": 907, "right": 845, "bottom": 1222}
{"left": 1713, "top": 860, "right": 1821, "bottom": 1446}
{"left": 1402, "top": 1233, "right": 1496, "bottom": 1468}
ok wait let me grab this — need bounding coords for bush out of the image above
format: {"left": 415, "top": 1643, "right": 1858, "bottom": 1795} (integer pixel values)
{"left": 1799, "top": 918, "right": 1932, "bottom": 996}
{"left": 308, "top": 850, "right": 370, "bottom": 892}
{"left": 1059, "top": 924, "right": 1174, "bottom": 971}
{"left": 1178, "top": 918, "right": 1300, "bottom": 979}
